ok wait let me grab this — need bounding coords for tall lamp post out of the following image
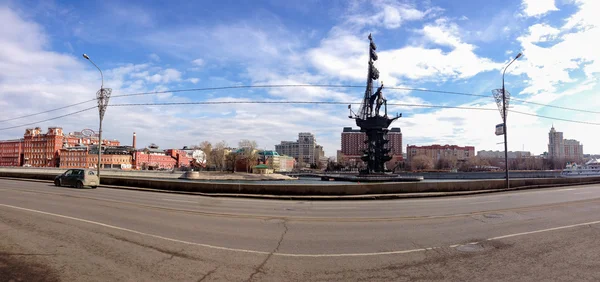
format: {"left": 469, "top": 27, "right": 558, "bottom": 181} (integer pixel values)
{"left": 83, "top": 54, "right": 111, "bottom": 183}
{"left": 500, "top": 52, "right": 522, "bottom": 188}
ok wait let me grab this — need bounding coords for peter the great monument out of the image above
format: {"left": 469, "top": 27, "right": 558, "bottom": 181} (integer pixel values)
{"left": 326, "top": 34, "right": 422, "bottom": 182}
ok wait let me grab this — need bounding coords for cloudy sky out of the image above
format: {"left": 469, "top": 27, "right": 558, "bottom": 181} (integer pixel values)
{"left": 1, "top": 0, "right": 599, "bottom": 157}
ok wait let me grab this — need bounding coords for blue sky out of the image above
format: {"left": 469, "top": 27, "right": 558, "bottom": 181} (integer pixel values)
{"left": 1, "top": 0, "right": 599, "bottom": 156}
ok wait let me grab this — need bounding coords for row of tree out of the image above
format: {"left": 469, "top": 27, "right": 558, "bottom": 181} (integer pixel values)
{"left": 192, "top": 140, "right": 259, "bottom": 172}
{"left": 409, "top": 155, "right": 579, "bottom": 172}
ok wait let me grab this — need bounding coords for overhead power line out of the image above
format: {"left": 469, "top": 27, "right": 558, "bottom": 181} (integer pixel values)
{"left": 510, "top": 98, "right": 600, "bottom": 114}
{"left": 0, "top": 106, "right": 98, "bottom": 131}
{"left": 0, "top": 85, "right": 488, "bottom": 124}
{"left": 509, "top": 110, "right": 600, "bottom": 126}
{"left": 3, "top": 84, "right": 598, "bottom": 125}
{"left": 110, "top": 84, "right": 491, "bottom": 99}
{"left": 109, "top": 101, "right": 498, "bottom": 111}
{"left": 1, "top": 100, "right": 599, "bottom": 132}
{"left": 0, "top": 99, "right": 97, "bottom": 124}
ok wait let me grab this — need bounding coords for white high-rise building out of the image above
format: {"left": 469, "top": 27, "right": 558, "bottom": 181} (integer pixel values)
{"left": 275, "top": 132, "right": 322, "bottom": 166}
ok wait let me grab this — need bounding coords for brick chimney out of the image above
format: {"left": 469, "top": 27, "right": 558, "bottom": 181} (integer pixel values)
{"left": 133, "top": 132, "right": 137, "bottom": 149}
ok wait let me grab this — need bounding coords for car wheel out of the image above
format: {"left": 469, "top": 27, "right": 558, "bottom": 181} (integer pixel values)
{"left": 54, "top": 180, "right": 61, "bottom": 187}
{"left": 76, "top": 181, "right": 84, "bottom": 189}
{"left": 91, "top": 186, "right": 97, "bottom": 189}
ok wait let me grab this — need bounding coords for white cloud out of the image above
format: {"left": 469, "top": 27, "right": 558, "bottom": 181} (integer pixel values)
{"left": 188, "top": 78, "right": 200, "bottom": 84}
{"left": 308, "top": 18, "right": 501, "bottom": 83}
{"left": 518, "top": 23, "right": 560, "bottom": 43}
{"left": 513, "top": 0, "right": 600, "bottom": 95}
{"left": 149, "top": 53, "right": 160, "bottom": 61}
{"left": 345, "top": 0, "right": 442, "bottom": 29}
{"left": 521, "top": 0, "right": 558, "bottom": 17}
{"left": 192, "top": 58, "right": 204, "bottom": 66}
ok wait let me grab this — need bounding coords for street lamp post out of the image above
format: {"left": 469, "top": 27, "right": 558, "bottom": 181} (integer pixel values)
{"left": 83, "top": 54, "right": 111, "bottom": 183}
{"left": 501, "top": 52, "right": 522, "bottom": 189}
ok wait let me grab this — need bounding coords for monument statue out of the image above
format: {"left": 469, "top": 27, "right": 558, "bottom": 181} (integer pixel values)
{"left": 349, "top": 34, "right": 401, "bottom": 174}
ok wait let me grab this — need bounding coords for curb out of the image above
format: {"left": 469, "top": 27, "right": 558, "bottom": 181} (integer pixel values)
{"left": 2, "top": 176, "right": 600, "bottom": 201}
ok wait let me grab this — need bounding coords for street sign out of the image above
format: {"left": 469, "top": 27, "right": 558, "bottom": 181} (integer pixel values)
{"left": 495, "top": 123, "right": 504, "bottom": 135}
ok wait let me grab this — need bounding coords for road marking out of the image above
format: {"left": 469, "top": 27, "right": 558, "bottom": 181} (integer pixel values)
{"left": 467, "top": 200, "right": 500, "bottom": 205}
{"left": 573, "top": 191, "right": 595, "bottom": 195}
{"left": 161, "top": 198, "right": 197, "bottom": 203}
{"left": 2, "top": 203, "right": 600, "bottom": 258}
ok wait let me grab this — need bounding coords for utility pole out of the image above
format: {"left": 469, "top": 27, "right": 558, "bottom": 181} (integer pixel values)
{"left": 83, "top": 54, "right": 112, "bottom": 184}
{"left": 500, "top": 52, "right": 522, "bottom": 189}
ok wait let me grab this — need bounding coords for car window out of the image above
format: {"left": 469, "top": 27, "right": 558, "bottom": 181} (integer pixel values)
{"left": 64, "top": 170, "right": 72, "bottom": 176}
{"left": 88, "top": 171, "right": 95, "bottom": 176}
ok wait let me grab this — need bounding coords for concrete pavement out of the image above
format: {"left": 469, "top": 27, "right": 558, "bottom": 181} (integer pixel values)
{"left": 2, "top": 178, "right": 600, "bottom": 281}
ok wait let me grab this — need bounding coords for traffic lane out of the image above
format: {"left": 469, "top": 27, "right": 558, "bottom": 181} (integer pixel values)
{"left": 259, "top": 225, "right": 600, "bottom": 281}
{"left": 3, "top": 203, "right": 600, "bottom": 281}
{"left": 0, "top": 191, "right": 285, "bottom": 253}
{"left": 3, "top": 178, "right": 600, "bottom": 219}
{"left": 3, "top": 182, "right": 600, "bottom": 256}
{"left": 0, "top": 207, "right": 267, "bottom": 282}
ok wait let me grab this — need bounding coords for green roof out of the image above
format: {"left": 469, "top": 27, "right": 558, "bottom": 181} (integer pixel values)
{"left": 253, "top": 164, "right": 269, "bottom": 169}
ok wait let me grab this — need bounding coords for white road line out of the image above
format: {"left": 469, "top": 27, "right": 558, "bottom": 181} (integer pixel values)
{"left": 2, "top": 203, "right": 600, "bottom": 258}
{"left": 557, "top": 188, "right": 576, "bottom": 191}
{"left": 467, "top": 200, "right": 500, "bottom": 205}
{"left": 161, "top": 198, "right": 197, "bottom": 203}
{"left": 485, "top": 220, "right": 600, "bottom": 241}
{"left": 573, "top": 191, "right": 595, "bottom": 195}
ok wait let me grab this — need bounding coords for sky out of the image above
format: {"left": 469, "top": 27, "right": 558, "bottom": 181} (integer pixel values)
{"left": 1, "top": 0, "right": 599, "bottom": 157}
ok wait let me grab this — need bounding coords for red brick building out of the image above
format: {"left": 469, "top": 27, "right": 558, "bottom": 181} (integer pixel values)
{"left": 337, "top": 127, "right": 403, "bottom": 169}
{"left": 0, "top": 139, "right": 23, "bottom": 166}
{"left": 0, "top": 126, "right": 121, "bottom": 168}
{"left": 406, "top": 144, "right": 475, "bottom": 164}
{"left": 59, "top": 146, "right": 89, "bottom": 169}
{"left": 23, "top": 127, "right": 64, "bottom": 167}
{"left": 132, "top": 147, "right": 193, "bottom": 170}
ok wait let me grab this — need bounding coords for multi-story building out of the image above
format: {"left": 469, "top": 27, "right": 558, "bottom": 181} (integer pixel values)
{"left": 564, "top": 139, "right": 583, "bottom": 160}
{"left": 132, "top": 145, "right": 192, "bottom": 170}
{"left": 65, "top": 130, "right": 120, "bottom": 147}
{"left": 258, "top": 150, "right": 296, "bottom": 172}
{"left": 548, "top": 126, "right": 565, "bottom": 159}
{"left": 275, "top": 132, "right": 323, "bottom": 166}
{"left": 59, "top": 145, "right": 89, "bottom": 169}
{"left": 0, "top": 126, "right": 122, "bottom": 168}
{"left": 406, "top": 144, "right": 475, "bottom": 164}
{"left": 477, "top": 150, "right": 532, "bottom": 159}
{"left": 0, "top": 139, "right": 23, "bottom": 166}
{"left": 23, "top": 127, "right": 64, "bottom": 167}
{"left": 337, "top": 127, "right": 403, "bottom": 169}
{"left": 548, "top": 126, "right": 583, "bottom": 161}
{"left": 60, "top": 145, "right": 134, "bottom": 169}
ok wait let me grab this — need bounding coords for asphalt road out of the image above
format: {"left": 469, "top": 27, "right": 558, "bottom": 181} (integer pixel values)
{"left": 2, "top": 178, "right": 600, "bottom": 281}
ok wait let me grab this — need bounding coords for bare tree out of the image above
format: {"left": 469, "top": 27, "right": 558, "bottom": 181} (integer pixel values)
{"left": 238, "top": 140, "right": 258, "bottom": 173}
{"left": 411, "top": 155, "right": 433, "bottom": 171}
{"left": 226, "top": 150, "right": 239, "bottom": 173}
{"left": 436, "top": 156, "right": 458, "bottom": 170}
{"left": 211, "top": 141, "right": 228, "bottom": 171}
{"left": 198, "top": 141, "right": 212, "bottom": 167}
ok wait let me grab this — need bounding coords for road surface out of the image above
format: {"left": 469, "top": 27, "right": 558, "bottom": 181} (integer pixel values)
{"left": 2, "top": 178, "right": 600, "bottom": 281}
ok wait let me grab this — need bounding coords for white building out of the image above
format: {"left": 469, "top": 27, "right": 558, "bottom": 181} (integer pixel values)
{"left": 275, "top": 132, "right": 323, "bottom": 166}
{"left": 477, "top": 150, "right": 532, "bottom": 159}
